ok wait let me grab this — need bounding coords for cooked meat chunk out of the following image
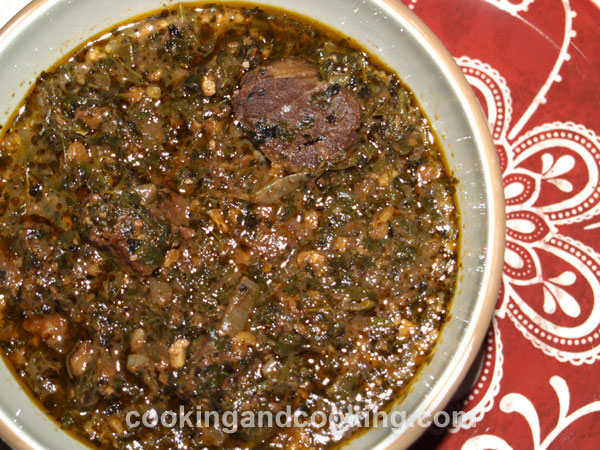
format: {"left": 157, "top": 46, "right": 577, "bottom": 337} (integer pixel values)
{"left": 79, "top": 188, "right": 188, "bottom": 275}
{"left": 233, "top": 59, "right": 361, "bottom": 172}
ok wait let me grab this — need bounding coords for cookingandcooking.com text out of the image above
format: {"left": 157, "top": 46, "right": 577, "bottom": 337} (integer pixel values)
{"left": 125, "top": 406, "right": 465, "bottom": 433}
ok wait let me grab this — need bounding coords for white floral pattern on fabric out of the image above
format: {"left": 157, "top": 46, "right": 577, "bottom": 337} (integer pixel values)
{"left": 445, "top": 0, "right": 600, "bottom": 434}
{"left": 459, "top": 54, "right": 600, "bottom": 365}
{"left": 461, "top": 376, "right": 600, "bottom": 449}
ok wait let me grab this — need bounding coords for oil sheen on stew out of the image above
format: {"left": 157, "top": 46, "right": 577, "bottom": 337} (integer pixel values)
{"left": 0, "top": 4, "right": 459, "bottom": 449}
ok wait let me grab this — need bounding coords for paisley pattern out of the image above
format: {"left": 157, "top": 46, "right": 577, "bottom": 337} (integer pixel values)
{"left": 403, "top": 0, "right": 600, "bottom": 448}
{"left": 462, "top": 375, "right": 600, "bottom": 449}
{"left": 456, "top": 52, "right": 600, "bottom": 364}
{"left": 465, "top": 50, "right": 600, "bottom": 364}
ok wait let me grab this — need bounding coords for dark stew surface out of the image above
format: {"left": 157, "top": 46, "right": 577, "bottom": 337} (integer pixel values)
{"left": 0, "top": 3, "right": 458, "bottom": 449}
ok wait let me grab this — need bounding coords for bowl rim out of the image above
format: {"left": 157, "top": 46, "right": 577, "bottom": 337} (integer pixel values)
{"left": 0, "top": 1, "right": 505, "bottom": 449}
{"left": 368, "top": 2, "right": 505, "bottom": 448}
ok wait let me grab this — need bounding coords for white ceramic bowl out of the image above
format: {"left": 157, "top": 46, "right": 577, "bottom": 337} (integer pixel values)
{"left": 0, "top": 1, "right": 505, "bottom": 449}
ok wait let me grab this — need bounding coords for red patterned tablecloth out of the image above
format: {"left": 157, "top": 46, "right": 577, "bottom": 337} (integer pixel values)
{"left": 403, "top": 0, "right": 600, "bottom": 449}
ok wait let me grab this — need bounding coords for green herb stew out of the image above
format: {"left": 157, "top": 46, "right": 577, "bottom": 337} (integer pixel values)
{"left": 0, "top": 3, "right": 459, "bottom": 449}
